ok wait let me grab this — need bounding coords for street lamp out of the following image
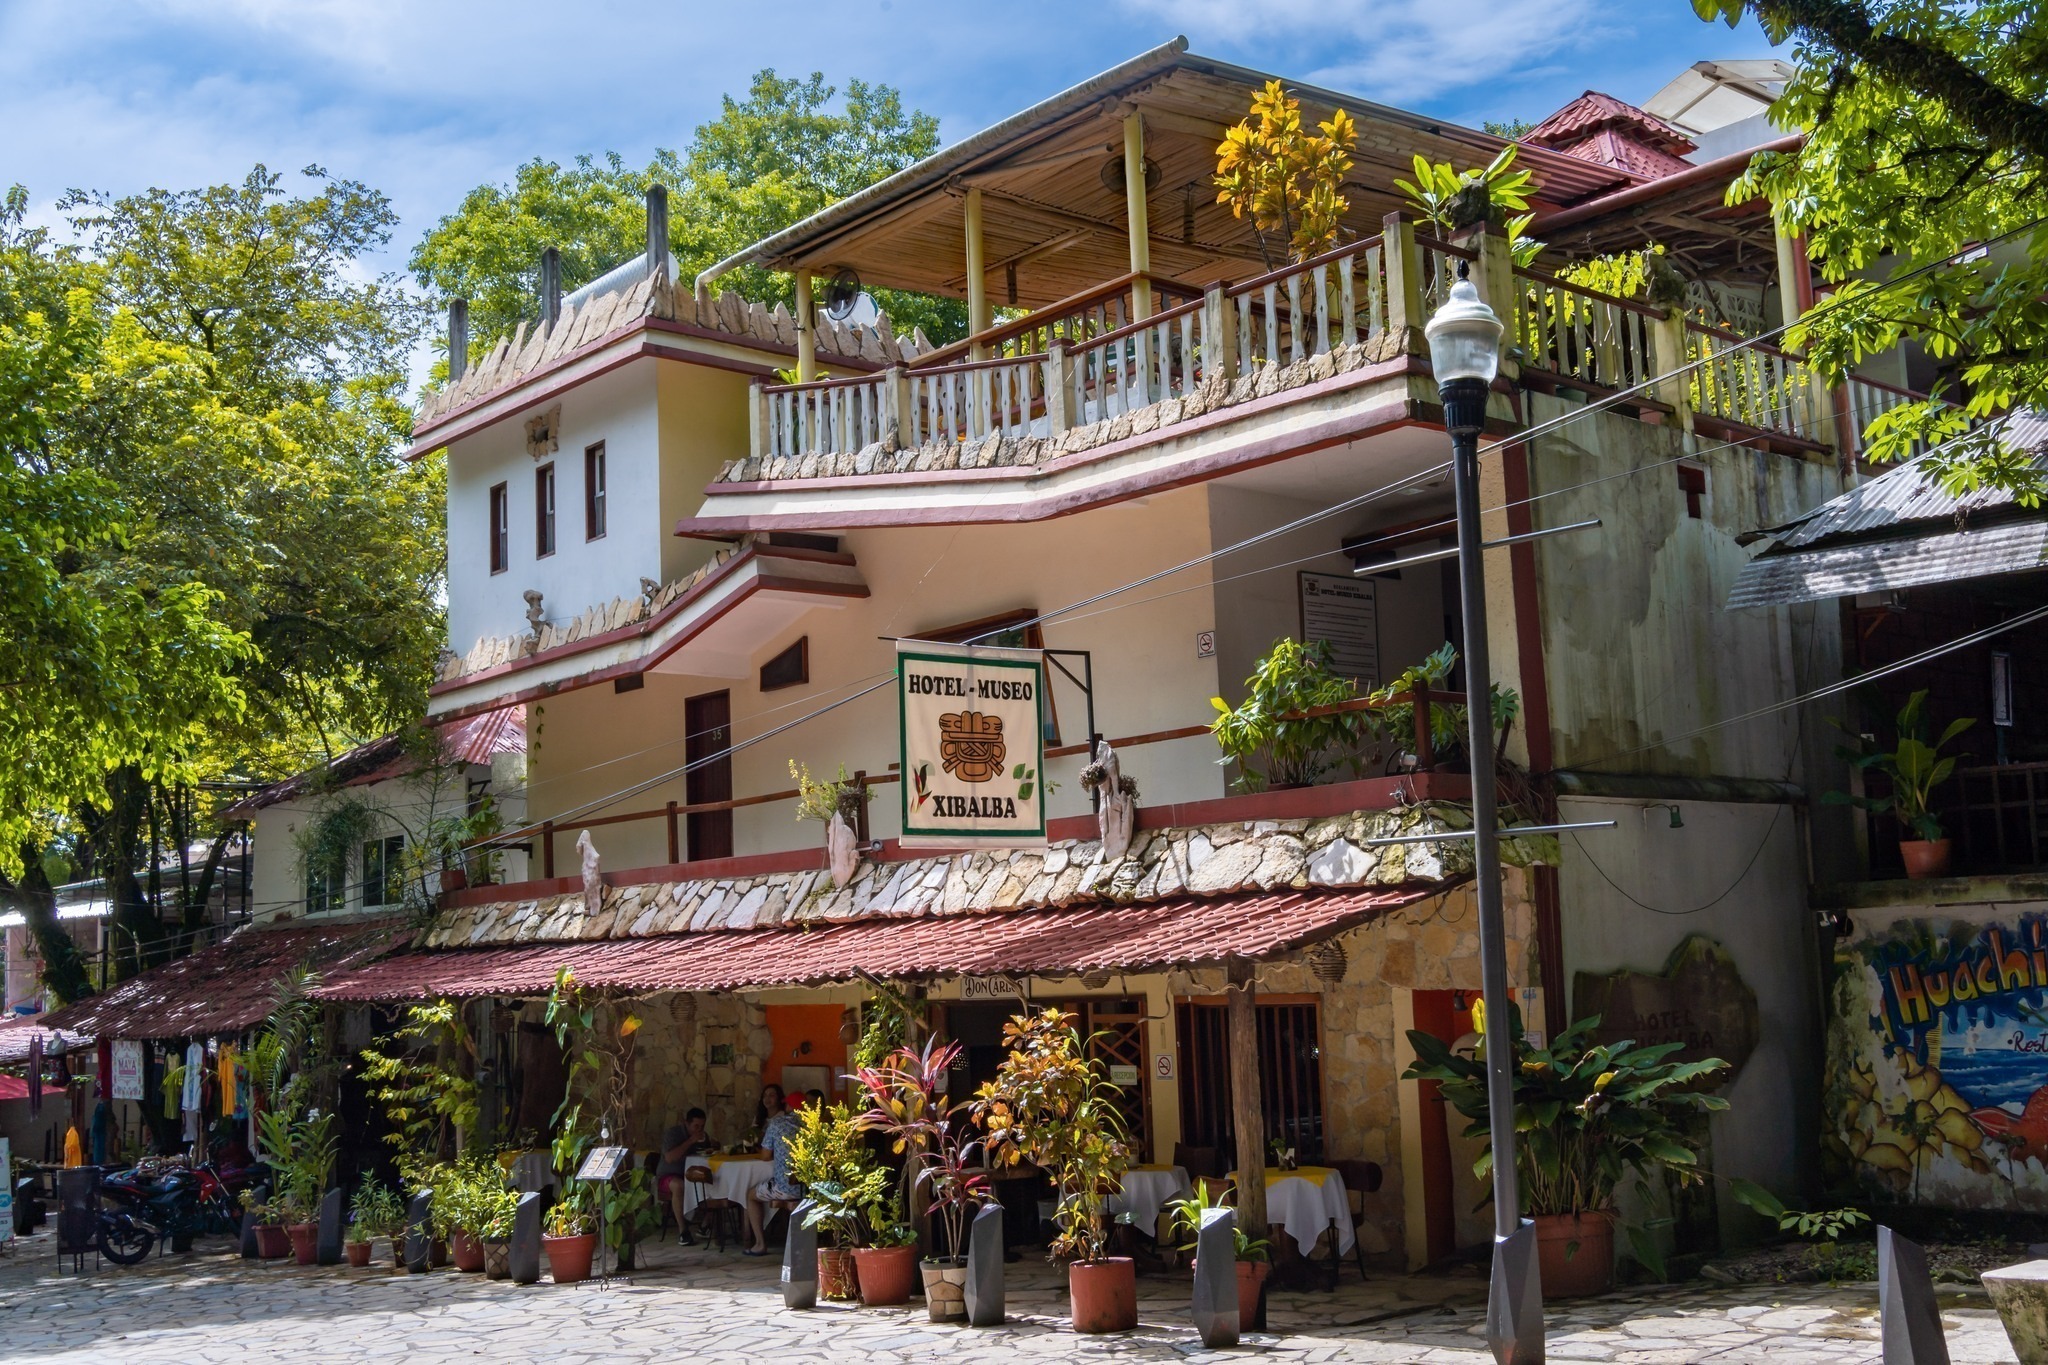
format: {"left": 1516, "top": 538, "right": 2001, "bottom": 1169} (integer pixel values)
{"left": 1425, "top": 272, "right": 1543, "bottom": 1365}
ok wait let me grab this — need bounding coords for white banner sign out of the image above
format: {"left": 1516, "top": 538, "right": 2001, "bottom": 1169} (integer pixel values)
{"left": 111, "top": 1040, "right": 144, "bottom": 1102}
{"left": 898, "top": 642, "right": 1047, "bottom": 848}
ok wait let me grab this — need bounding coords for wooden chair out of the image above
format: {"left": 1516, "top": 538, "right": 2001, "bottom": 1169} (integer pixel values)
{"left": 1331, "top": 1159, "right": 1385, "bottom": 1281}
{"left": 684, "top": 1165, "right": 743, "bottom": 1250}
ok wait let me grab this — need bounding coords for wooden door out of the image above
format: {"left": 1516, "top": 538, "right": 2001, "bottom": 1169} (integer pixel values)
{"left": 684, "top": 690, "right": 733, "bottom": 861}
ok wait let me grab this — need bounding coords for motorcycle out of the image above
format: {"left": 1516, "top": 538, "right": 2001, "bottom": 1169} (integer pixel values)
{"left": 98, "top": 1158, "right": 248, "bottom": 1262}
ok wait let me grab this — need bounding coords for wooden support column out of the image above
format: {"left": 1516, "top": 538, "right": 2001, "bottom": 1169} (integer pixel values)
{"left": 1123, "top": 110, "right": 1152, "bottom": 322}
{"left": 794, "top": 270, "right": 817, "bottom": 382}
{"left": 964, "top": 187, "right": 991, "bottom": 357}
{"left": 1226, "top": 959, "right": 1267, "bottom": 1238}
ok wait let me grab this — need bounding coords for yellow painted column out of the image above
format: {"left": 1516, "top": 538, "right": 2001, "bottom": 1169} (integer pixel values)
{"left": 794, "top": 270, "right": 816, "bottom": 382}
{"left": 1123, "top": 110, "right": 1152, "bottom": 321}
{"left": 964, "top": 187, "right": 991, "bottom": 359}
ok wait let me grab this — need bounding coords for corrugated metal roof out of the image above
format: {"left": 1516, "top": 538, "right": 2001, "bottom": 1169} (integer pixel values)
{"left": 314, "top": 885, "right": 1441, "bottom": 1002}
{"left": 1526, "top": 91, "right": 1696, "bottom": 156}
{"left": 1766, "top": 411, "right": 2048, "bottom": 550}
{"left": 35, "top": 919, "right": 408, "bottom": 1041}
{"left": 1727, "top": 517, "right": 2048, "bottom": 608}
{"left": 0, "top": 1020, "right": 92, "bottom": 1062}
{"left": 220, "top": 707, "right": 525, "bottom": 820}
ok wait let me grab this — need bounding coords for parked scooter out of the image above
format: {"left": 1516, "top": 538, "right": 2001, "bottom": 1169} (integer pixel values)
{"left": 98, "top": 1157, "right": 247, "bottom": 1261}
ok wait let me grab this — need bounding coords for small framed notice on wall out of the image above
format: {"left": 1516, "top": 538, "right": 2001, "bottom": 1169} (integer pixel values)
{"left": 1298, "top": 571, "right": 1380, "bottom": 685}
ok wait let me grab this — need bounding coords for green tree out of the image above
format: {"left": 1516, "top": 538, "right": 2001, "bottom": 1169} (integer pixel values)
{"left": 0, "top": 167, "right": 443, "bottom": 989}
{"left": 1694, "top": 0, "right": 2048, "bottom": 498}
{"left": 410, "top": 69, "right": 966, "bottom": 360}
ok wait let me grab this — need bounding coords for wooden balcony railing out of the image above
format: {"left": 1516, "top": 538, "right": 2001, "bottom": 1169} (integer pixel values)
{"left": 476, "top": 685, "right": 1459, "bottom": 877}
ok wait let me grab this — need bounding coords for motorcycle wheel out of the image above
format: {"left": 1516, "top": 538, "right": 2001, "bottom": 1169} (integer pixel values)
{"left": 98, "top": 1217, "right": 155, "bottom": 1266}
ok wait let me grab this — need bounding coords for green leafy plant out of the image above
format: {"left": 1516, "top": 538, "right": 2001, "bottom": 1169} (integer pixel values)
{"left": 1401, "top": 1005, "right": 1730, "bottom": 1279}
{"left": 789, "top": 759, "right": 874, "bottom": 824}
{"left": 788, "top": 1100, "right": 890, "bottom": 1249}
{"left": 292, "top": 794, "right": 381, "bottom": 911}
{"left": 1214, "top": 79, "right": 1359, "bottom": 269}
{"left": 1209, "top": 638, "right": 1366, "bottom": 792}
{"left": 1395, "top": 145, "right": 1544, "bottom": 268}
{"left": 545, "top": 1193, "right": 595, "bottom": 1239}
{"left": 1165, "top": 1180, "right": 1271, "bottom": 1263}
{"left": 970, "top": 1008, "right": 1131, "bottom": 1264}
{"left": 1825, "top": 689, "right": 1975, "bottom": 842}
{"left": 602, "top": 1168, "right": 656, "bottom": 1259}
{"left": 543, "top": 967, "right": 642, "bottom": 1208}
{"left": 1368, "top": 643, "right": 1521, "bottom": 764}
{"left": 348, "top": 1178, "right": 404, "bottom": 1243}
{"left": 358, "top": 998, "right": 481, "bottom": 1183}
{"left": 1727, "top": 1181, "right": 1871, "bottom": 1280}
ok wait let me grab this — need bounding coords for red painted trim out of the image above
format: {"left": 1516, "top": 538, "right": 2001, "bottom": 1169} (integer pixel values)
{"left": 442, "top": 776, "right": 1465, "bottom": 909}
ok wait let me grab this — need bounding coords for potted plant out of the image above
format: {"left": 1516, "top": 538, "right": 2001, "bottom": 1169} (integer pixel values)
{"left": 1827, "top": 690, "right": 1975, "bottom": 879}
{"left": 853, "top": 1205, "right": 921, "bottom": 1306}
{"left": 346, "top": 1178, "right": 400, "bottom": 1269}
{"left": 242, "top": 1191, "right": 292, "bottom": 1261}
{"left": 543, "top": 1190, "right": 599, "bottom": 1284}
{"left": 480, "top": 1189, "right": 519, "bottom": 1279}
{"left": 1166, "top": 1181, "right": 1272, "bottom": 1325}
{"left": 971, "top": 1008, "right": 1135, "bottom": 1334}
{"left": 791, "top": 760, "right": 874, "bottom": 888}
{"left": 1403, "top": 1004, "right": 1730, "bottom": 1297}
{"left": 851, "top": 1038, "right": 990, "bottom": 1321}
{"left": 433, "top": 1159, "right": 498, "bottom": 1273}
{"left": 788, "top": 1101, "right": 888, "bottom": 1302}
{"left": 1208, "top": 638, "right": 1366, "bottom": 791}
{"left": 602, "top": 1168, "right": 656, "bottom": 1272}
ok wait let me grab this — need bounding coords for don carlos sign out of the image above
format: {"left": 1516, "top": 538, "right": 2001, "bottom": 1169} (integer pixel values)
{"left": 898, "top": 641, "right": 1046, "bottom": 848}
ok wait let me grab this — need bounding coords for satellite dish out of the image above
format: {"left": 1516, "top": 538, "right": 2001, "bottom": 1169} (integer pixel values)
{"left": 823, "top": 267, "right": 863, "bottom": 322}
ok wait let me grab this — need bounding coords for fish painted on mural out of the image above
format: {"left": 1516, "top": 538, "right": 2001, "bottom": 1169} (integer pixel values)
{"left": 1970, "top": 1085, "right": 2048, "bottom": 1163}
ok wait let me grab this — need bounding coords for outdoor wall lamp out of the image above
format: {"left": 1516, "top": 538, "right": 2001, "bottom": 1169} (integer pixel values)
{"left": 1424, "top": 267, "right": 1541, "bottom": 1364}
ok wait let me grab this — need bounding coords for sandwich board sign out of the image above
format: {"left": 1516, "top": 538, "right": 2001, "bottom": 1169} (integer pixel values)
{"left": 898, "top": 641, "right": 1047, "bottom": 848}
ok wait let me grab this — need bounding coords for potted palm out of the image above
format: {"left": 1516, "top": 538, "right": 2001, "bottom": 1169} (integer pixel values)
{"left": 1166, "top": 1181, "right": 1271, "bottom": 1324}
{"left": 1403, "top": 1004, "right": 1730, "bottom": 1296}
{"left": 851, "top": 1038, "right": 991, "bottom": 1320}
{"left": 788, "top": 1101, "right": 888, "bottom": 1302}
{"left": 1827, "top": 690, "right": 1975, "bottom": 879}
{"left": 971, "top": 1008, "right": 1135, "bottom": 1333}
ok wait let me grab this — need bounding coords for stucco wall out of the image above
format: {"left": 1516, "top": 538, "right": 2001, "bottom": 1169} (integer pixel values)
{"left": 247, "top": 769, "right": 485, "bottom": 923}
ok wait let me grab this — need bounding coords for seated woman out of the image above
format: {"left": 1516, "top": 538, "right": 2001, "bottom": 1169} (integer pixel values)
{"left": 655, "top": 1108, "right": 713, "bottom": 1243}
{"left": 745, "top": 1089, "right": 805, "bottom": 1256}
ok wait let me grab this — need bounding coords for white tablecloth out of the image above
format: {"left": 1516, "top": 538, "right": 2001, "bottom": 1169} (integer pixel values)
{"left": 682, "top": 1156, "right": 772, "bottom": 1216}
{"left": 1107, "top": 1165, "right": 1192, "bottom": 1241}
{"left": 1261, "top": 1168, "right": 1352, "bottom": 1257}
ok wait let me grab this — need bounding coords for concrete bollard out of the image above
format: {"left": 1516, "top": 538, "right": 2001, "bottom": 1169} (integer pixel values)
{"left": 240, "top": 1181, "right": 270, "bottom": 1259}
{"left": 1191, "top": 1206, "right": 1239, "bottom": 1348}
{"left": 316, "top": 1187, "right": 344, "bottom": 1266}
{"left": 965, "top": 1202, "right": 1005, "bottom": 1328}
{"left": 509, "top": 1192, "right": 542, "bottom": 1285}
{"left": 405, "top": 1190, "right": 434, "bottom": 1274}
{"left": 1880, "top": 1226, "right": 1952, "bottom": 1365}
{"left": 782, "top": 1198, "right": 818, "bottom": 1310}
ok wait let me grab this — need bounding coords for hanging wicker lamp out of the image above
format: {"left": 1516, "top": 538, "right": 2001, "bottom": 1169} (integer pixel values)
{"left": 1307, "top": 940, "right": 1349, "bottom": 985}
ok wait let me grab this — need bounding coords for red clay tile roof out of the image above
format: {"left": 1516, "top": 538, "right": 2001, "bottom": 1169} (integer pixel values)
{"left": 313, "top": 885, "right": 1443, "bottom": 1002}
{"left": 1524, "top": 91, "right": 1696, "bottom": 180}
{"left": 220, "top": 708, "right": 525, "bottom": 821}
{"left": 36, "top": 919, "right": 409, "bottom": 1041}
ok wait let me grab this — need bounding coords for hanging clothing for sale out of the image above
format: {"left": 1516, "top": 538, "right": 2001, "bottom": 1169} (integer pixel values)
{"left": 217, "top": 1043, "right": 238, "bottom": 1117}
{"left": 181, "top": 1041, "right": 203, "bottom": 1112}
{"left": 90, "top": 1100, "right": 110, "bottom": 1165}
{"left": 95, "top": 1037, "right": 112, "bottom": 1100}
{"left": 26, "top": 1035, "right": 41, "bottom": 1119}
{"left": 183, "top": 1106, "right": 200, "bottom": 1145}
{"left": 62, "top": 1124, "right": 82, "bottom": 1167}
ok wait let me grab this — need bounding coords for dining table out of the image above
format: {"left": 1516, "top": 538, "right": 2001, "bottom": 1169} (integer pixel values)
{"left": 1106, "top": 1164, "right": 1193, "bottom": 1243}
{"left": 1228, "top": 1166, "right": 1353, "bottom": 1257}
{"left": 683, "top": 1153, "right": 773, "bottom": 1217}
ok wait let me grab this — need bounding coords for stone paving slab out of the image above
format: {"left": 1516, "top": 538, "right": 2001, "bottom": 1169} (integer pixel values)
{"left": 0, "top": 1231, "right": 2021, "bottom": 1364}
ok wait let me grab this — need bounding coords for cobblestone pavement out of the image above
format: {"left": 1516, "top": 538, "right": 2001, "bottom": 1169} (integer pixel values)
{"left": 0, "top": 1231, "right": 2021, "bottom": 1364}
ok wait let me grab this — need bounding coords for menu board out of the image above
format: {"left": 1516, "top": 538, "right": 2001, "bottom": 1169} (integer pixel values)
{"left": 1298, "top": 572, "right": 1380, "bottom": 685}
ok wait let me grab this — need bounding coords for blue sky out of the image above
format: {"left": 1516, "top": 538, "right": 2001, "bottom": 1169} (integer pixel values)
{"left": 2, "top": 0, "right": 1782, "bottom": 279}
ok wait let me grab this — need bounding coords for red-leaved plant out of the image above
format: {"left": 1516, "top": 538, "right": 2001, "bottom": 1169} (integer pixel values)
{"left": 850, "top": 1037, "right": 989, "bottom": 1261}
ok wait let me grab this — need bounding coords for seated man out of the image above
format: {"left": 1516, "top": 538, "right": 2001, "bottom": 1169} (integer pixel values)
{"left": 656, "top": 1108, "right": 713, "bottom": 1243}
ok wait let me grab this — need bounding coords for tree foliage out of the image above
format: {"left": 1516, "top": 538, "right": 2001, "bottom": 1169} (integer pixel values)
{"left": 410, "top": 70, "right": 965, "bottom": 357}
{"left": 0, "top": 166, "right": 443, "bottom": 988}
{"left": 1695, "top": 0, "right": 2048, "bottom": 497}
{"left": 1215, "top": 80, "right": 1358, "bottom": 268}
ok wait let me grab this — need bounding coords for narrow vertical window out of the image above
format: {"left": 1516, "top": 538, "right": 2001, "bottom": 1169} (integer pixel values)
{"left": 535, "top": 462, "right": 557, "bottom": 557}
{"left": 489, "top": 482, "right": 509, "bottom": 573}
{"left": 585, "top": 442, "right": 607, "bottom": 540}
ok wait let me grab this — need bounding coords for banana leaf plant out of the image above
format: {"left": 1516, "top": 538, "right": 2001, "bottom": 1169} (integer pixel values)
{"left": 850, "top": 1037, "right": 990, "bottom": 1261}
{"left": 1824, "top": 689, "right": 1974, "bottom": 842}
{"left": 1401, "top": 1004, "right": 1729, "bottom": 1277}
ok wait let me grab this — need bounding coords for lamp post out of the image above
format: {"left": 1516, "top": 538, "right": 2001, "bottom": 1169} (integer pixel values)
{"left": 1424, "top": 272, "right": 1544, "bottom": 1364}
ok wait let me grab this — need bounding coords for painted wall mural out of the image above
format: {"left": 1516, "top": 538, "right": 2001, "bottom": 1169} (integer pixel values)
{"left": 1829, "top": 914, "right": 2048, "bottom": 1208}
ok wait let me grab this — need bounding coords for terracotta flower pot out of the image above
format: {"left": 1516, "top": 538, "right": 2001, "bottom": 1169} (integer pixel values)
{"left": 1902, "top": 838, "right": 1953, "bottom": 880}
{"left": 921, "top": 1258, "right": 968, "bottom": 1322}
{"left": 853, "top": 1245, "right": 919, "bottom": 1306}
{"left": 1235, "top": 1259, "right": 1270, "bottom": 1326}
{"left": 440, "top": 867, "right": 467, "bottom": 893}
{"left": 817, "top": 1246, "right": 860, "bottom": 1302}
{"left": 1535, "top": 1211, "right": 1615, "bottom": 1298}
{"left": 1068, "top": 1257, "right": 1138, "bottom": 1334}
{"left": 483, "top": 1239, "right": 511, "bottom": 1280}
{"left": 543, "top": 1231, "right": 598, "bottom": 1284}
{"left": 255, "top": 1224, "right": 292, "bottom": 1260}
{"left": 449, "top": 1229, "right": 486, "bottom": 1272}
{"left": 287, "top": 1222, "right": 319, "bottom": 1265}
{"left": 345, "top": 1241, "right": 372, "bottom": 1268}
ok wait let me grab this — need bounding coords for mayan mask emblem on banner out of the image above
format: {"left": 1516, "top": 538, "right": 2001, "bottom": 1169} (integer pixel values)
{"left": 898, "top": 641, "right": 1047, "bottom": 848}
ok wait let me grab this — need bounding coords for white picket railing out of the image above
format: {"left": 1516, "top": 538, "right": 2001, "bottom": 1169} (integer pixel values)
{"left": 762, "top": 373, "right": 889, "bottom": 461}
{"left": 1514, "top": 269, "right": 1662, "bottom": 392}
{"left": 1060, "top": 295, "right": 1210, "bottom": 426}
{"left": 1686, "top": 323, "right": 1826, "bottom": 441}
{"left": 1227, "top": 237, "right": 1389, "bottom": 373}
